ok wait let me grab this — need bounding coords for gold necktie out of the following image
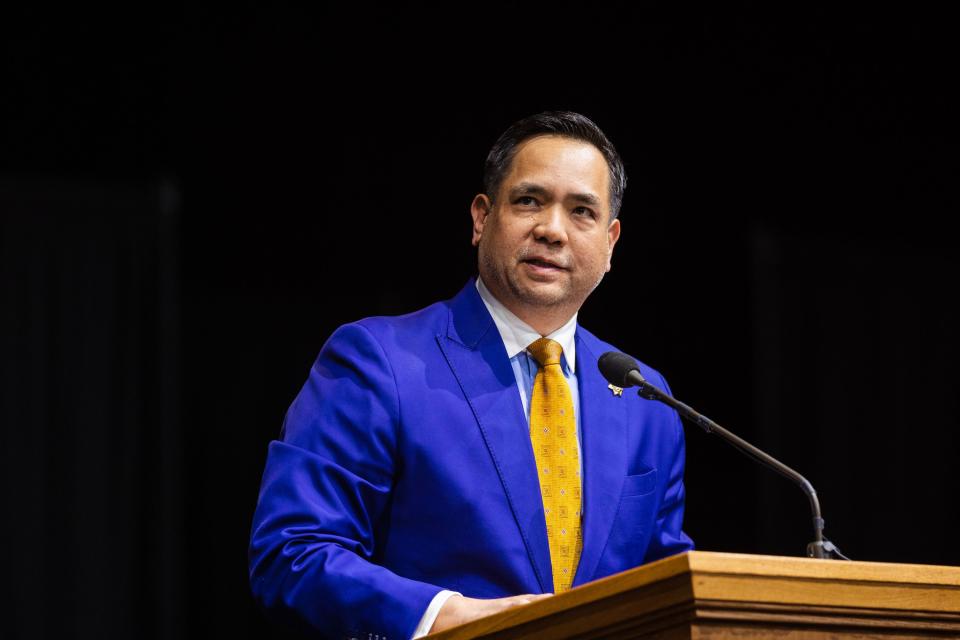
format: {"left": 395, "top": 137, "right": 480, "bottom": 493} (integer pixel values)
{"left": 527, "top": 337, "right": 582, "bottom": 593}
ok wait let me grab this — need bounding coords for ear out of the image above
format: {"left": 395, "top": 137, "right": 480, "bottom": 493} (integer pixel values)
{"left": 605, "top": 218, "right": 621, "bottom": 272}
{"left": 470, "top": 194, "right": 492, "bottom": 246}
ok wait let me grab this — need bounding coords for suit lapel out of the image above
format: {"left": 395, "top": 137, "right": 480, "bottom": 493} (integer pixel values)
{"left": 436, "top": 279, "right": 553, "bottom": 593}
{"left": 573, "top": 331, "right": 628, "bottom": 587}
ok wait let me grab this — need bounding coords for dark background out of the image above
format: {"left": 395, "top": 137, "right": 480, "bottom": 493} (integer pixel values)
{"left": 2, "top": 5, "right": 958, "bottom": 639}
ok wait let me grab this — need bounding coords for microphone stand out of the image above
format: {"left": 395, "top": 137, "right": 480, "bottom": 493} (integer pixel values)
{"left": 626, "top": 371, "right": 848, "bottom": 560}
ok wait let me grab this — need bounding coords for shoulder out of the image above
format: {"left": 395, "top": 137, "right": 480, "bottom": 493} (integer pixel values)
{"left": 320, "top": 285, "right": 467, "bottom": 361}
{"left": 325, "top": 278, "right": 483, "bottom": 352}
{"left": 576, "top": 324, "right": 686, "bottom": 457}
{"left": 575, "top": 324, "right": 672, "bottom": 391}
{"left": 355, "top": 298, "right": 449, "bottom": 338}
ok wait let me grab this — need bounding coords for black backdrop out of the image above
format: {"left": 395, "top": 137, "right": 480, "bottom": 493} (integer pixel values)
{"left": 2, "top": 6, "right": 958, "bottom": 639}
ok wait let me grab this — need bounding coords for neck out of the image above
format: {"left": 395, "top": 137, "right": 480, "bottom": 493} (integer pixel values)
{"left": 508, "top": 304, "right": 575, "bottom": 337}
{"left": 476, "top": 275, "right": 577, "bottom": 336}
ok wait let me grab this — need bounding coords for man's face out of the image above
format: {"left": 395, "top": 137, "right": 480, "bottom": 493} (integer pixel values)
{"left": 471, "top": 135, "right": 621, "bottom": 326}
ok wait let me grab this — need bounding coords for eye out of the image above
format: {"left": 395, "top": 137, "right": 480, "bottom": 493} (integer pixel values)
{"left": 514, "top": 196, "right": 539, "bottom": 207}
{"left": 573, "top": 206, "right": 597, "bottom": 219}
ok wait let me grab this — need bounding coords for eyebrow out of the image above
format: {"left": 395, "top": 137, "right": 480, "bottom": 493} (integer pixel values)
{"left": 508, "top": 183, "right": 551, "bottom": 200}
{"left": 508, "top": 182, "right": 602, "bottom": 206}
{"left": 568, "top": 192, "right": 602, "bottom": 206}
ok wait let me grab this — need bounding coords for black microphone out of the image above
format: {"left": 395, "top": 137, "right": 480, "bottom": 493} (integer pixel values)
{"left": 598, "top": 351, "right": 848, "bottom": 560}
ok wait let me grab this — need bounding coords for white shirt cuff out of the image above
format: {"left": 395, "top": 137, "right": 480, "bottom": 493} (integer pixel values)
{"left": 411, "top": 590, "right": 462, "bottom": 638}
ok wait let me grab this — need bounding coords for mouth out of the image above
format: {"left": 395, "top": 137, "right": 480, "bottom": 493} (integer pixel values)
{"left": 521, "top": 256, "right": 568, "bottom": 272}
{"left": 521, "top": 257, "right": 567, "bottom": 281}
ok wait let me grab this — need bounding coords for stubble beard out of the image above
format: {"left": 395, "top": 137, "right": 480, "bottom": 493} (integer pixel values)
{"left": 479, "top": 245, "right": 607, "bottom": 312}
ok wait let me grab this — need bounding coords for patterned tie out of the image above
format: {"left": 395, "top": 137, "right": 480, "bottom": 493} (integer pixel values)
{"left": 527, "top": 337, "right": 582, "bottom": 593}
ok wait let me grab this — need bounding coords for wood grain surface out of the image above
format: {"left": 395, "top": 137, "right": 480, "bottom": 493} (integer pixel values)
{"left": 427, "top": 551, "right": 960, "bottom": 639}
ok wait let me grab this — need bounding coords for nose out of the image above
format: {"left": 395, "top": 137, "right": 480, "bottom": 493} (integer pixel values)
{"left": 532, "top": 204, "right": 568, "bottom": 245}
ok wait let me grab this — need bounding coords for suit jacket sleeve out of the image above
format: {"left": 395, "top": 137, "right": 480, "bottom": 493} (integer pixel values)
{"left": 249, "top": 322, "right": 444, "bottom": 639}
{"left": 642, "top": 371, "right": 695, "bottom": 563}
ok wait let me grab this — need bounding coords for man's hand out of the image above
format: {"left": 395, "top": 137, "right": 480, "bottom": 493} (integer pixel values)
{"left": 429, "top": 593, "right": 553, "bottom": 633}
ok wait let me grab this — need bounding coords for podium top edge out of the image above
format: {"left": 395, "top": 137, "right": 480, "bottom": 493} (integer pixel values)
{"left": 677, "top": 550, "right": 960, "bottom": 586}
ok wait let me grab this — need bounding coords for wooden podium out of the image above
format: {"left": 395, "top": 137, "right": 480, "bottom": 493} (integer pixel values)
{"left": 428, "top": 551, "right": 960, "bottom": 639}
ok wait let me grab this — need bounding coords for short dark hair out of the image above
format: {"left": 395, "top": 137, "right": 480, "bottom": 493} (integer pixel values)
{"left": 482, "top": 111, "right": 627, "bottom": 220}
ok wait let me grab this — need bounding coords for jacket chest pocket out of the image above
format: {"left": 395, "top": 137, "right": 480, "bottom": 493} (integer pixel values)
{"left": 599, "top": 468, "right": 660, "bottom": 571}
{"left": 621, "top": 468, "right": 657, "bottom": 497}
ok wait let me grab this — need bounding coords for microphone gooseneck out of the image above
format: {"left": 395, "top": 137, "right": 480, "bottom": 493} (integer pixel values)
{"left": 597, "top": 351, "right": 848, "bottom": 560}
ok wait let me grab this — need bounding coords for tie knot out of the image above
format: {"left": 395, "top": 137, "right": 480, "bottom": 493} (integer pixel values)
{"left": 527, "top": 337, "right": 564, "bottom": 367}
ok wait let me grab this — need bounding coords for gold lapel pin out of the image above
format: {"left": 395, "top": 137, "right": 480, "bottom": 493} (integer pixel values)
{"left": 608, "top": 383, "right": 623, "bottom": 397}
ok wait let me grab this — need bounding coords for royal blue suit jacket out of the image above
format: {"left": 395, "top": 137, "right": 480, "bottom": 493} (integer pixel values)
{"left": 249, "top": 278, "right": 693, "bottom": 639}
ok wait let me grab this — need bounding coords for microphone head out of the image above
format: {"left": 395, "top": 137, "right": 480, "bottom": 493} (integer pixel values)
{"left": 598, "top": 351, "right": 643, "bottom": 388}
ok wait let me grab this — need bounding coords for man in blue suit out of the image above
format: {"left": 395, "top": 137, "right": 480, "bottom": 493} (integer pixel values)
{"left": 249, "top": 112, "right": 693, "bottom": 639}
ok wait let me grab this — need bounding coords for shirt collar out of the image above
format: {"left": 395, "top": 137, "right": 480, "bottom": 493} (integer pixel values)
{"left": 475, "top": 276, "right": 577, "bottom": 372}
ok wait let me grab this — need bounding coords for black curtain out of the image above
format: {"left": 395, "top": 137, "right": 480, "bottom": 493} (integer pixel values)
{"left": 3, "top": 8, "right": 958, "bottom": 640}
{"left": 1, "top": 180, "right": 182, "bottom": 639}
{"left": 749, "top": 228, "right": 959, "bottom": 562}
